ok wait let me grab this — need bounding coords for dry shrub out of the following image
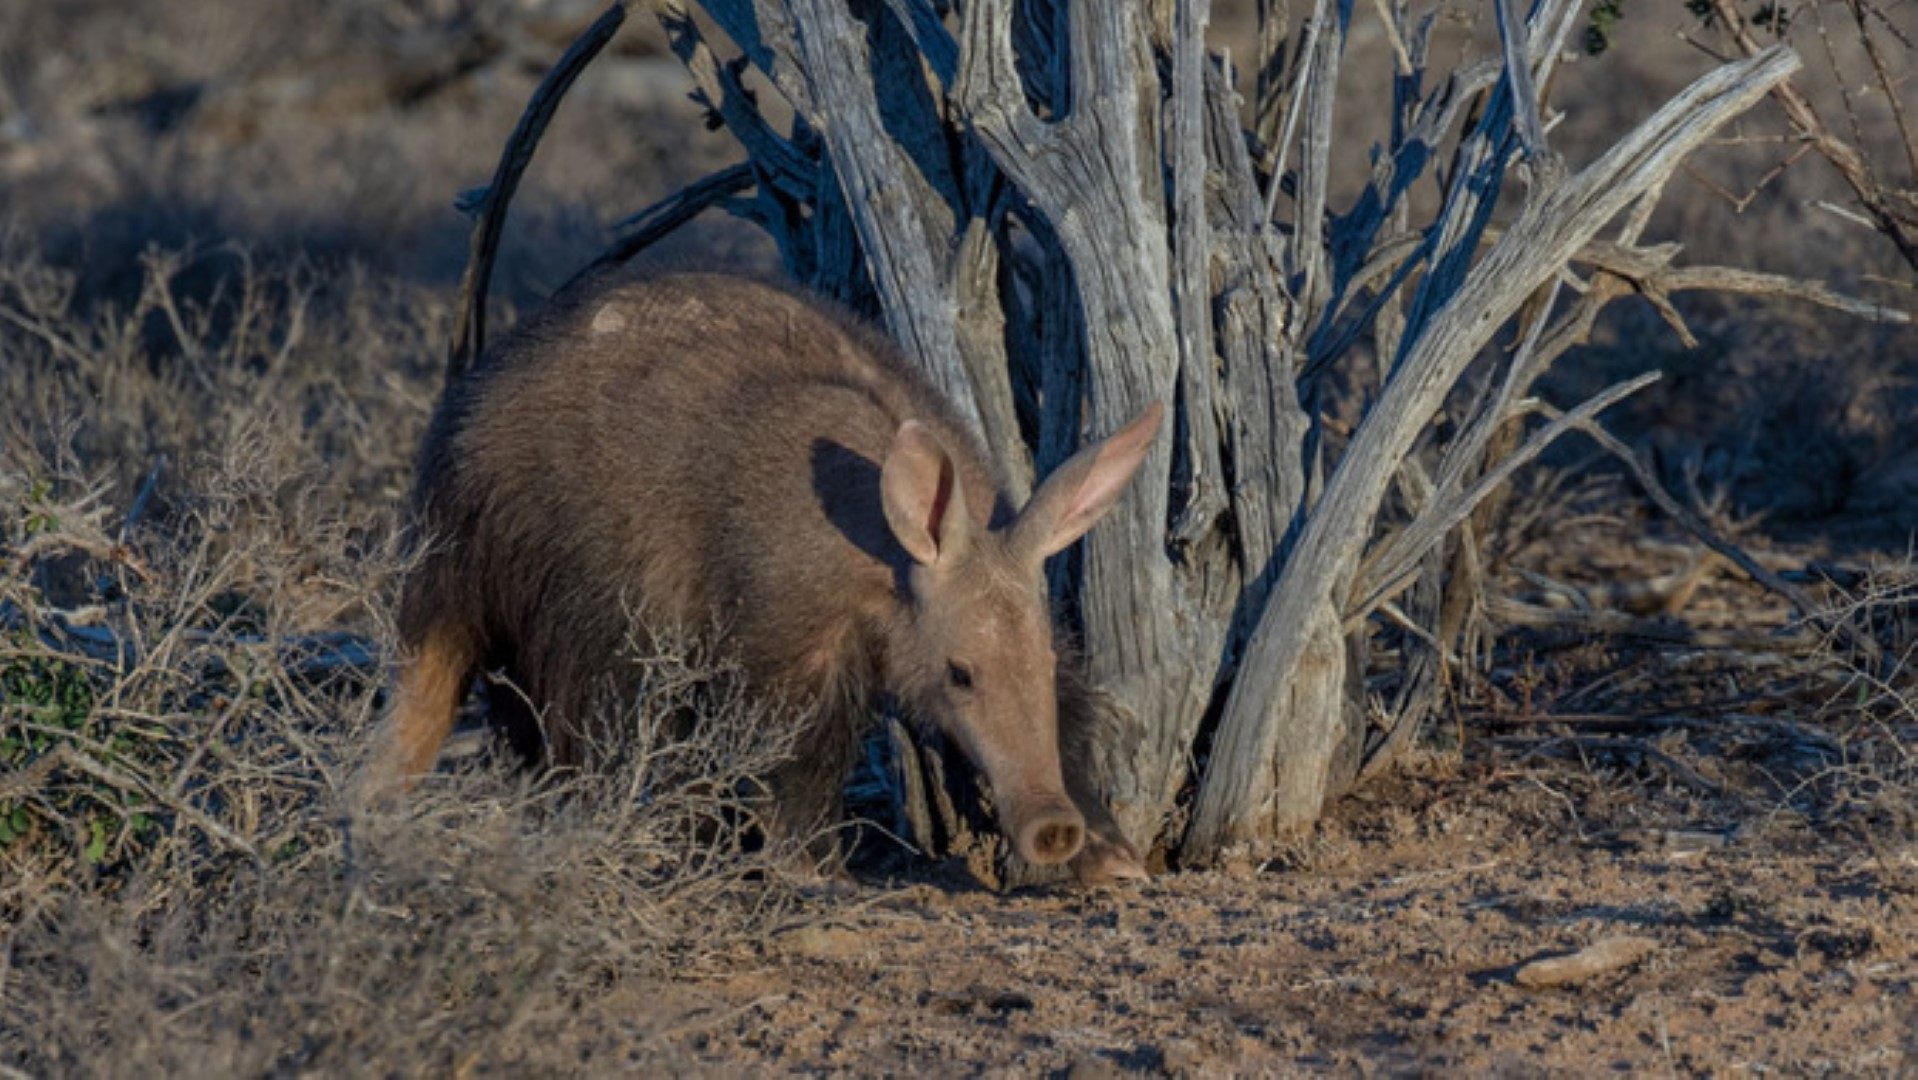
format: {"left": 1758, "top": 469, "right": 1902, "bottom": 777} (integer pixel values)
{"left": 0, "top": 245, "right": 810, "bottom": 1076}
{"left": 1790, "top": 564, "right": 1918, "bottom": 835}
{"left": 1460, "top": 458, "right": 1917, "bottom": 847}
{"left": 0, "top": 227, "right": 443, "bottom": 510}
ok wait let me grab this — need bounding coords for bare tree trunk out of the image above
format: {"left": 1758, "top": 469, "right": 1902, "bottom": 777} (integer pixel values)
{"left": 447, "top": 0, "right": 1908, "bottom": 870}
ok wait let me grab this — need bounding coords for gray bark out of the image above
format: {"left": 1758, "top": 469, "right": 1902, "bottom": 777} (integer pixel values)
{"left": 452, "top": 0, "right": 1894, "bottom": 869}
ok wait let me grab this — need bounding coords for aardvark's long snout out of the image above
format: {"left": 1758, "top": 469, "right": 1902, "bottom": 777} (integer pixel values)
{"left": 955, "top": 717, "right": 1085, "bottom": 866}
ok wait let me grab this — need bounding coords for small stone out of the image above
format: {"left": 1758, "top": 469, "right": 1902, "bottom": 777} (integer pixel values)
{"left": 1515, "top": 935, "right": 1659, "bottom": 988}
{"left": 779, "top": 925, "right": 866, "bottom": 960}
{"left": 589, "top": 302, "right": 629, "bottom": 335}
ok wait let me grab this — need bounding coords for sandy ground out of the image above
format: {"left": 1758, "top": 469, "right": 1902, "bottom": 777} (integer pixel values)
{"left": 637, "top": 756, "right": 1915, "bottom": 1075}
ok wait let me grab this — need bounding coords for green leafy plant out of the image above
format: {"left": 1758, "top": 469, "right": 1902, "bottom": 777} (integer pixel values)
{"left": 2, "top": 627, "right": 159, "bottom": 864}
{"left": 2, "top": 647, "right": 96, "bottom": 738}
{"left": 1586, "top": 0, "right": 1626, "bottom": 55}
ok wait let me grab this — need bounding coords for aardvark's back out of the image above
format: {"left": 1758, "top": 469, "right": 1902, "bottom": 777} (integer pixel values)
{"left": 397, "top": 272, "right": 1000, "bottom": 763}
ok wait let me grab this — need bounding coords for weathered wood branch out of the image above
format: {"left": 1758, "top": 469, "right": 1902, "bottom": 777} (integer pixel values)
{"left": 698, "top": 0, "right": 814, "bottom": 111}
{"left": 659, "top": 4, "right": 813, "bottom": 197}
{"left": 567, "top": 162, "right": 757, "bottom": 289}
{"left": 1568, "top": 244, "right": 1913, "bottom": 326}
{"left": 1253, "top": 0, "right": 1292, "bottom": 152}
{"left": 1167, "top": 0, "right": 1228, "bottom": 549}
{"left": 1349, "top": 372, "right": 1660, "bottom": 626}
{"left": 1183, "top": 45, "right": 1803, "bottom": 862}
{"left": 1285, "top": 0, "right": 1344, "bottom": 318}
{"left": 1360, "top": 188, "right": 1673, "bottom": 768}
{"left": 784, "top": 0, "right": 977, "bottom": 424}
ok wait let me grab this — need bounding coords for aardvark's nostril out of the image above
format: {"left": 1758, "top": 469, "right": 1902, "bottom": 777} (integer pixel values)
{"left": 1023, "top": 816, "right": 1085, "bottom": 865}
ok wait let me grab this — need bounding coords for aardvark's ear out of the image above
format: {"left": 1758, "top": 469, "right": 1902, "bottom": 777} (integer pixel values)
{"left": 881, "top": 420, "right": 972, "bottom": 566}
{"left": 1011, "top": 401, "right": 1164, "bottom": 564}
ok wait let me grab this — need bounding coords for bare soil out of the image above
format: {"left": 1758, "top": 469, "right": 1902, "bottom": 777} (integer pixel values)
{"left": 663, "top": 766, "right": 1913, "bottom": 1075}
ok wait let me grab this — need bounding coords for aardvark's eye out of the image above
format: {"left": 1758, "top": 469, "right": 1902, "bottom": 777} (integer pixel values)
{"left": 947, "top": 661, "right": 974, "bottom": 690}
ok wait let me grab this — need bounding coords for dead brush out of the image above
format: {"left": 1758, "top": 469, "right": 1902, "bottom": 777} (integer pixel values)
{"left": 0, "top": 245, "right": 818, "bottom": 1077}
{"left": 1777, "top": 562, "right": 1918, "bottom": 837}
{"left": 0, "top": 230, "right": 442, "bottom": 512}
{"left": 1449, "top": 460, "right": 1916, "bottom": 849}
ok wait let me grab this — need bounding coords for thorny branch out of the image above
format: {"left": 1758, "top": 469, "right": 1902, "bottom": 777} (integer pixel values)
{"left": 1703, "top": 0, "right": 1918, "bottom": 269}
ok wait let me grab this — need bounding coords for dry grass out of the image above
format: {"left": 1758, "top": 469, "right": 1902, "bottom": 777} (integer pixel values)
{"left": 0, "top": 246, "right": 814, "bottom": 1076}
{"left": 1790, "top": 565, "right": 1918, "bottom": 839}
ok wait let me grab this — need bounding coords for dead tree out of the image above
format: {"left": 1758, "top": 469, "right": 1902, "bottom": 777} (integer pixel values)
{"left": 450, "top": 0, "right": 1907, "bottom": 870}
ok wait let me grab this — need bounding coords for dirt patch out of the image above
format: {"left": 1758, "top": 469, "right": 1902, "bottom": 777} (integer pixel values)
{"left": 662, "top": 763, "right": 1914, "bottom": 1074}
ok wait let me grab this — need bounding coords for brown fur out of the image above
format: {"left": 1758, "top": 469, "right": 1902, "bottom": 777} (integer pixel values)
{"left": 377, "top": 270, "right": 1156, "bottom": 879}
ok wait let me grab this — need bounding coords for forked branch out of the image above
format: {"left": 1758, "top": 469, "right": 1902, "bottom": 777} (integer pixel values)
{"left": 1703, "top": 0, "right": 1918, "bottom": 269}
